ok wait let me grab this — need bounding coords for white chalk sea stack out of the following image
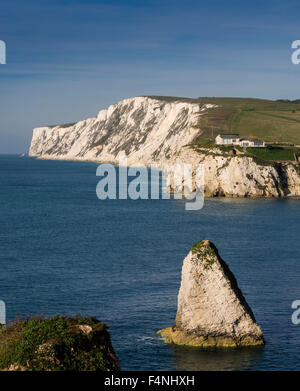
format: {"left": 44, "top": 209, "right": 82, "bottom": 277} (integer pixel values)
{"left": 158, "top": 240, "right": 264, "bottom": 347}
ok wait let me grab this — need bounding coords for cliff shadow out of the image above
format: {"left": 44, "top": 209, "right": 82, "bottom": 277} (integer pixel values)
{"left": 272, "top": 163, "right": 290, "bottom": 197}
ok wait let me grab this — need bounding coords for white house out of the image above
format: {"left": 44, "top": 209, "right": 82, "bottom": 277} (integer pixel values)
{"left": 239, "top": 137, "right": 265, "bottom": 148}
{"left": 215, "top": 134, "right": 265, "bottom": 148}
{"left": 215, "top": 134, "right": 240, "bottom": 145}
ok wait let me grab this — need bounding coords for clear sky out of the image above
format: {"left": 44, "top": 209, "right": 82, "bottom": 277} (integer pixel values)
{"left": 1, "top": 0, "right": 300, "bottom": 153}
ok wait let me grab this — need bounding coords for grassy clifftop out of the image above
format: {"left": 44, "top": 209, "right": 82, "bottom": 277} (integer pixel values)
{"left": 147, "top": 96, "right": 300, "bottom": 146}
{"left": 0, "top": 315, "right": 120, "bottom": 371}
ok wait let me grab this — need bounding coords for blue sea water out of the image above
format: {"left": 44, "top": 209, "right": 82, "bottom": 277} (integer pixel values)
{"left": 0, "top": 154, "right": 300, "bottom": 370}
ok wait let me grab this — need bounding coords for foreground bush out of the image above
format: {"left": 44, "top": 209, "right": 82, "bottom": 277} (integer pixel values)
{"left": 0, "top": 315, "right": 120, "bottom": 371}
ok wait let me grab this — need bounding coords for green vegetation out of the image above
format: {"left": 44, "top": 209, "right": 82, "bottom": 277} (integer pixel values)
{"left": 160, "top": 95, "right": 300, "bottom": 163}
{"left": 247, "top": 146, "right": 296, "bottom": 162}
{"left": 191, "top": 240, "right": 217, "bottom": 269}
{"left": 0, "top": 315, "right": 120, "bottom": 371}
{"left": 147, "top": 96, "right": 300, "bottom": 145}
{"left": 47, "top": 122, "right": 76, "bottom": 129}
{"left": 192, "top": 143, "right": 299, "bottom": 164}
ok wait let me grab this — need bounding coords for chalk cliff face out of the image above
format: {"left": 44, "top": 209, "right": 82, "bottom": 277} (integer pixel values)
{"left": 158, "top": 240, "right": 264, "bottom": 348}
{"left": 29, "top": 96, "right": 300, "bottom": 197}
{"left": 171, "top": 147, "right": 300, "bottom": 197}
{"left": 29, "top": 97, "right": 209, "bottom": 165}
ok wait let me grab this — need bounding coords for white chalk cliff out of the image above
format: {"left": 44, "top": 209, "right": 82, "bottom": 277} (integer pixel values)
{"left": 158, "top": 240, "right": 264, "bottom": 347}
{"left": 29, "top": 96, "right": 300, "bottom": 197}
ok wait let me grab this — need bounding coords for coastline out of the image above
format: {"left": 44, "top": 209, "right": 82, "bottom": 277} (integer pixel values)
{"left": 28, "top": 155, "right": 300, "bottom": 199}
{"left": 2, "top": 155, "right": 300, "bottom": 370}
{"left": 28, "top": 97, "right": 300, "bottom": 199}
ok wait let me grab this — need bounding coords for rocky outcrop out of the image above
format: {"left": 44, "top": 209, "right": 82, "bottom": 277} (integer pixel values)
{"left": 168, "top": 147, "right": 300, "bottom": 197}
{"left": 0, "top": 315, "right": 120, "bottom": 371}
{"left": 158, "top": 240, "right": 264, "bottom": 348}
{"left": 29, "top": 96, "right": 300, "bottom": 197}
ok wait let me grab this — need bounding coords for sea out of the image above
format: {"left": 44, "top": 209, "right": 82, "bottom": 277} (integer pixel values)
{"left": 0, "top": 154, "right": 300, "bottom": 370}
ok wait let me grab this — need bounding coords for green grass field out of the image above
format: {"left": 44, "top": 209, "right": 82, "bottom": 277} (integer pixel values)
{"left": 146, "top": 96, "right": 300, "bottom": 162}
{"left": 147, "top": 96, "right": 300, "bottom": 145}
{"left": 247, "top": 147, "right": 297, "bottom": 162}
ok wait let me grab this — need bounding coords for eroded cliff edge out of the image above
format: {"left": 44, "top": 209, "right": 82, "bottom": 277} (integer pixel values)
{"left": 158, "top": 240, "right": 264, "bottom": 348}
{"left": 29, "top": 96, "right": 300, "bottom": 197}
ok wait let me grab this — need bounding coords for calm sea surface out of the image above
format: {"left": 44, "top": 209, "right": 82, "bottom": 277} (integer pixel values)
{"left": 0, "top": 155, "right": 300, "bottom": 370}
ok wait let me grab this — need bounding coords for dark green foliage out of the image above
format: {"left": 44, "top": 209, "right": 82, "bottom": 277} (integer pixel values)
{"left": 246, "top": 146, "right": 296, "bottom": 161}
{"left": 0, "top": 315, "right": 120, "bottom": 371}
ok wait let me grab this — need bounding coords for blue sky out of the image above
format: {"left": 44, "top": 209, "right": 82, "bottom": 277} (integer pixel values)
{"left": 1, "top": 0, "right": 300, "bottom": 153}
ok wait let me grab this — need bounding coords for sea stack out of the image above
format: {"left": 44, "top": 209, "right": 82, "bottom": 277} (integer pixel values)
{"left": 158, "top": 240, "right": 264, "bottom": 347}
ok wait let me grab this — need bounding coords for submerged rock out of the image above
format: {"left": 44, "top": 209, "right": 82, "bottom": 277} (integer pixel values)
{"left": 158, "top": 240, "right": 264, "bottom": 348}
